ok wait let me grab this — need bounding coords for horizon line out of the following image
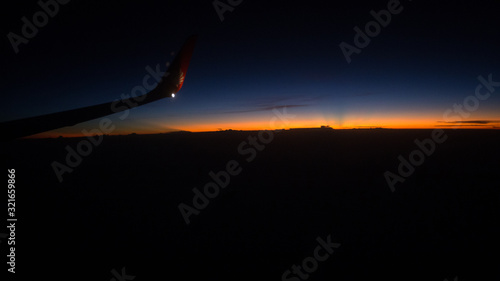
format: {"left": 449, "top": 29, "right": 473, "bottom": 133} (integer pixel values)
{"left": 22, "top": 126, "right": 500, "bottom": 140}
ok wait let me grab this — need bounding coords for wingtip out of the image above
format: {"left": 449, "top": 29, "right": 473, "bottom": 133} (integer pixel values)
{"left": 170, "top": 35, "right": 197, "bottom": 93}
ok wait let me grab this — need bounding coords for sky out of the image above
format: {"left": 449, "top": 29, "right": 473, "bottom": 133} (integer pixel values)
{"left": 2, "top": 0, "right": 500, "bottom": 137}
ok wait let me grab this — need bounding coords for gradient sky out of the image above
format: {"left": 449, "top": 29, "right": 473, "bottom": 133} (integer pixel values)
{"left": 2, "top": 0, "right": 500, "bottom": 137}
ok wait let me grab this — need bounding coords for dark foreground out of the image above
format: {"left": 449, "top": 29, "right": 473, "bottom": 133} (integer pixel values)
{"left": 2, "top": 129, "right": 500, "bottom": 280}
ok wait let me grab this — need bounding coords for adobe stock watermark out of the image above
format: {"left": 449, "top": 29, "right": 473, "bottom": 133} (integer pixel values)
{"left": 110, "top": 267, "right": 135, "bottom": 281}
{"left": 385, "top": 74, "right": 499, "bottom": 192}
{"left": 212, "top": 0, "right": 243, "bottom": 22}
{"left": 282, "top": 234, "right": 341, "bottom": 281}
{"left": 339, "top": 0, "right": 409, "bottom": 64}
{"left": 7, "top": 0, "right": 71, "bottom": 54}
{"left": 178, "top": 106, "right": 296, "bottom": 225}
{"left": 51, "top": 63, "right": 169, "bottom": 183}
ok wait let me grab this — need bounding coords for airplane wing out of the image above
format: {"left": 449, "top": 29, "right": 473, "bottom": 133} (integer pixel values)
{"left": 1, "top": 35, "right": 197, "bottom": 141}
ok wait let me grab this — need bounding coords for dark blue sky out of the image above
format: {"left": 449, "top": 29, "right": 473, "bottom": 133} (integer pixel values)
{"left": 3, "top": 0, "right": 500, "bottom": 135}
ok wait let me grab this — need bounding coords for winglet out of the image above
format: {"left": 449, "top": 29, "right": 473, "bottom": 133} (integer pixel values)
{"left": 168, "top": 35, "right": 197, "bottom": 93}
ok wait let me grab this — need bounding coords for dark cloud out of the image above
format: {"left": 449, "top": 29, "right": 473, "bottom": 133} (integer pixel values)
{"left": 435, "top": 120, "right": 500, "bottom": 128}
{"left": 213, "top": 95, "right": 320, "bottom": 115}
{"left": 221, "top": 104, "right": 308, "bottom": 114}
{"left": 437, "top": 120, "right": 500, "bottom": 124}
{"left": 435, "top": 124, "right": 494, "bottom": 127}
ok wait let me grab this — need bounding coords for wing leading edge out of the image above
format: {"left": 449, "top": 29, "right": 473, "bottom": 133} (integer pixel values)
{"left": 1, "top": 35, "right": 197, "bottom": 141}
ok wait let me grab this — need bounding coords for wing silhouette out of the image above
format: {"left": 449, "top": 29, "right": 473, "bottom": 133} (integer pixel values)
{"left": 1, "top": 35, "right": 197, "bottom": 141}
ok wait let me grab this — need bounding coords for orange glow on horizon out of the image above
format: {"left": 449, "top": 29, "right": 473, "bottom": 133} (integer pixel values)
{"left": 25, "top": 116, "right": 499, "bottom": 139}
